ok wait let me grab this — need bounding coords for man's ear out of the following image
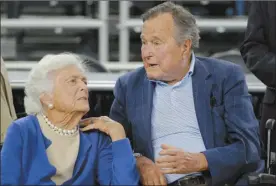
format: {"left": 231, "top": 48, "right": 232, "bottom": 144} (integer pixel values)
{"left": 181, "top": 39, "right": 192, "bottom": 57}
{"left": 39, "top": 92, "right": 53, "bottom": 106}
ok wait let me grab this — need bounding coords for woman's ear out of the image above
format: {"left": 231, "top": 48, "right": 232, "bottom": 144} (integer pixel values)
{"left": 39, "top": 93, "right": 53, "bottom": 109}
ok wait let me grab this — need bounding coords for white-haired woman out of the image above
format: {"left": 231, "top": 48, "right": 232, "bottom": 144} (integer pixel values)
{"left": 1, "top": 53, "right": 139, "bottom": 185}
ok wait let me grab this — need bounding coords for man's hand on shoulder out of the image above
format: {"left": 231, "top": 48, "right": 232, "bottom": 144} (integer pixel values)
{"left": 136, "top": 156, "right": 167, "bottom": 186}
{"left": 155, "top": 144, "right": 208, "bottom": 174}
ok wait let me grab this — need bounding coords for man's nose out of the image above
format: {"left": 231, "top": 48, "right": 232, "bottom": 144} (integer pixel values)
{"left": 141, "top": 45, "right": 154, "bottom": 58}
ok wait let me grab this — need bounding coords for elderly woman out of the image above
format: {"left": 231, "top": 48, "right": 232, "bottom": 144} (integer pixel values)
{"left": 0, "top": 53, "right": 139, "bottom": 185}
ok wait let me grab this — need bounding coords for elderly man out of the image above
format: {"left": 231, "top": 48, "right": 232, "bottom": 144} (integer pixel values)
{"left": 107, "top": 2, "right": 263, "bottom": 186}
{"left": 1, "top": 57, "right": 17, "bottom": 143}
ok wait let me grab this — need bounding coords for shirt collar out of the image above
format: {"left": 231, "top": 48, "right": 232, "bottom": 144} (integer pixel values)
{"left": 149, "top": 52, "right": 196, "bottom": 86}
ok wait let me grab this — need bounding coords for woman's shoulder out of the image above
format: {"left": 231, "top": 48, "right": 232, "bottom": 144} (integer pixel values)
{"left": 81, "top": 130, "right": 112, "bottom": 147}
{"left": 12, "top": 115, "right": 38, "bottom": 128}
{"left": 8, "top": 115, "right": 40, "bottom": 135}
{"left": 3, "top": 115, "right": 41, "bottom": 148}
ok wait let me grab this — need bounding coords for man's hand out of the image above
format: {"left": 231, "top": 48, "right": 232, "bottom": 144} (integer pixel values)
{"left": 136, "top": 156, "right": 167, "bottom": 186}
{"left": 80, "top": 116, "right": 126, "bottom": 142}
{"left": 156, "top": 144, "right": 208, "bottom": 174}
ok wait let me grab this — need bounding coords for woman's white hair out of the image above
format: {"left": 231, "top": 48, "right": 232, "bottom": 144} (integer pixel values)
{"left": 24, "top": 52, "right": 87, "bottom": 115}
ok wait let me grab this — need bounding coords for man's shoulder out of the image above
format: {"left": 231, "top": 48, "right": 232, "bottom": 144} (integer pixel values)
{"left": 117, "top": 67, "right": 146, "bottom": 87}
{"left": 196, "top": 56, "right": 244, "bottom": 78}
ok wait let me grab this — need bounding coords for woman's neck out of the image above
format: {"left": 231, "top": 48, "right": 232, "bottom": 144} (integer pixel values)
{"left": 45, "top": 111, "right": 84, "bottom": 130}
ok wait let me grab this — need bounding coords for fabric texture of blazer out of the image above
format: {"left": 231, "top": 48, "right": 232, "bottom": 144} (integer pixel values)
{"left": 110, "top": 56, "right": 264, "bottom": 186}
{"left": 1, "top": 115, "right": 139, "bottom": 185}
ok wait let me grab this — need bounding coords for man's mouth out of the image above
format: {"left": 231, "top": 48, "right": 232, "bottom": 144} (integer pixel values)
{"left": 149, "top": 64, "right": 158, "bottom": 67}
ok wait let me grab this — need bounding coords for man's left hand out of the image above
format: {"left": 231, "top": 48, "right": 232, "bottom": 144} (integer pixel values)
{"left": 156, "top": 144, "right": 208, "bottom": 174}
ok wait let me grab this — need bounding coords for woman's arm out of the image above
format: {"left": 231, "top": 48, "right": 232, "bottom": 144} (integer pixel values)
{"left": 1, "top": 122, "right": 23, "bottom": 185}
{"left": 97, "top": 136, "right": 139, "bottom": 185}
{"left": 81, "top": 117, "right": 139, "bottom": 185}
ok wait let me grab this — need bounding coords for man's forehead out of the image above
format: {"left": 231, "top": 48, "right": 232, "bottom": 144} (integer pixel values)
{"left": 141, "top": 24, "right": 174, "bottom": 39}
{"left": 143, "top": 13, "right": 174, "bottom": 26}
{"left": 142, "top": 14, "right": 174, "bottom": 36}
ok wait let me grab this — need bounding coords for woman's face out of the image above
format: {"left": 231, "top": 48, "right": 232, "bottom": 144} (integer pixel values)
{"left": 51, "top": 65, "right": 89, "bottom": 114}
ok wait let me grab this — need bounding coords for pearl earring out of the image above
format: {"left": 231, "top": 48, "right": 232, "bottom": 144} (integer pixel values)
{"left": 48, "top": 103, "right": 53, "bottom": 109}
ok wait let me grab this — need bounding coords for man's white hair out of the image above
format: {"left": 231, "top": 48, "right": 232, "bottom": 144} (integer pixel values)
{"left": 24, "top": 52, "right": 87, "bottom": 115}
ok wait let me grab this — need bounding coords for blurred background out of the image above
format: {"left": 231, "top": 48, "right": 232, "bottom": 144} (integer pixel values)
{"left": 0, "top": 0, "right": 265, "bottom": 119}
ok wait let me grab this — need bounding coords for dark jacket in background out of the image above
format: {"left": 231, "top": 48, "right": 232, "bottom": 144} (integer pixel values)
{"left": 240, "top": 1, "right": 276, "bottom": 153}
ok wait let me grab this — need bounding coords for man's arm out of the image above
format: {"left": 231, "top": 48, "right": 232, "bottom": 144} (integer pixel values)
{"left": 109, "top": 77, "right": 134, "bottom": 146}
{"left": 202, "top": 65, "right": 261, "bottom": 185}
{"left": 240, "top": 1, "right": 276, "bottom": 88}
{"left": 109, "top": 77, "right": 167, "bottom": 186}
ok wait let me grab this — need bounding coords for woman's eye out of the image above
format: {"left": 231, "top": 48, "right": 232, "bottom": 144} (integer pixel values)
{"left": 153, "top": 41, "right": 161, "bottom": 45}
{"left": 69, "top": 79, "right": 76, "bottom": 84}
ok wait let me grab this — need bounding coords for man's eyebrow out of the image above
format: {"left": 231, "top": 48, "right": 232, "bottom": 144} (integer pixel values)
{"left": 140, "top": 35, "right": 162, "bottom": 41}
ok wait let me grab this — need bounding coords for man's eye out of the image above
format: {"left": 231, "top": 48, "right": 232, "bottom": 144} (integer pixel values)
{"left": 69, "top": 79, "right": 76, "bottom": 84}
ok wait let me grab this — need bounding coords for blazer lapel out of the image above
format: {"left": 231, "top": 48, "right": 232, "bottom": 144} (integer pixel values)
{"left": 139, "top": 75, "right": 155, "bottom": 160}
{"left": 192, "top": 58, "right": 215, "bottom": 149}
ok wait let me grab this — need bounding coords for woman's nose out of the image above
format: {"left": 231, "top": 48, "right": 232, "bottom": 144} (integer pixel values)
{"left": 79, "top": 81, "right": 88, "bottom": 91}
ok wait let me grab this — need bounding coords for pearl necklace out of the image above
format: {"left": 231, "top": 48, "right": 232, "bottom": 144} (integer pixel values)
{"left": 42, "top": 114, "right": 78, "bottom": 136}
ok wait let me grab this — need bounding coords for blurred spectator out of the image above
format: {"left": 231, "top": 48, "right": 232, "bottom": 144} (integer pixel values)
{"left": 1, "top": 57, "right": 17, "bottom": 143}
{"left": 240, "top": 1, "right": 276, "bottom": 153}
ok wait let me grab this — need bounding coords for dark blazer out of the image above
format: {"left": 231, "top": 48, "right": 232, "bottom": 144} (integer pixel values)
{"left": 1, "top": 115, "right": 139, "bottom": 185}
{"left": 110, "top": 57, "right": 263, "bottom": 186}
{"left": 240, "top": 1, "right": 276, "bottom": 103}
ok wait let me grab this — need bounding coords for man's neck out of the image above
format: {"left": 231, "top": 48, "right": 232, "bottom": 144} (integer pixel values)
{"left": 166, "top": 53, "right": 192, "bottom": 85}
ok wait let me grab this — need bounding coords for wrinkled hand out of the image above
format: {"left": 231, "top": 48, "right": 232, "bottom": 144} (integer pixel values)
{"left": 156, "top": 144, "right": 208, "bottom": 174}
{"left": 137, "top": 156, "right": 167, "bottom": 186}
{"left": 80, "top": 116, "right": 126, "bottom": 141}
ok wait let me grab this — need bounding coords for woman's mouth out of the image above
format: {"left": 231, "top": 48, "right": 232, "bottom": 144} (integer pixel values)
{"left": 78, "top": 97, "right": 88, "bottom": 100}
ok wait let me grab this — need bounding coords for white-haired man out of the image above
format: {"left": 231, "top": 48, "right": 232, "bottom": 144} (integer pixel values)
{"left": 108, "top": 2, "right": 262, "bottom": 186}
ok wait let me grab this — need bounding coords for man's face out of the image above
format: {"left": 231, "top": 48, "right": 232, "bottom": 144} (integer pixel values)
{"left": 141, "top": 13, "right": 189, "bottom": 83}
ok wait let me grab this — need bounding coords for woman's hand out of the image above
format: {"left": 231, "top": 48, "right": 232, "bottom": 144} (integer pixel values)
{"left": 80, "top": 116, "right": 126, "bottom": 141}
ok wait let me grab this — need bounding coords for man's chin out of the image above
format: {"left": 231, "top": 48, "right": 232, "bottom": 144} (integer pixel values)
{"left": 145, "top": 72, "right": 160, "bottom": 81}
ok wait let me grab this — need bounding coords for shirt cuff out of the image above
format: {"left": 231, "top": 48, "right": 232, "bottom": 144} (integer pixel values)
{"left": 112, "top": 138, "right": 133, "bottom": 159}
